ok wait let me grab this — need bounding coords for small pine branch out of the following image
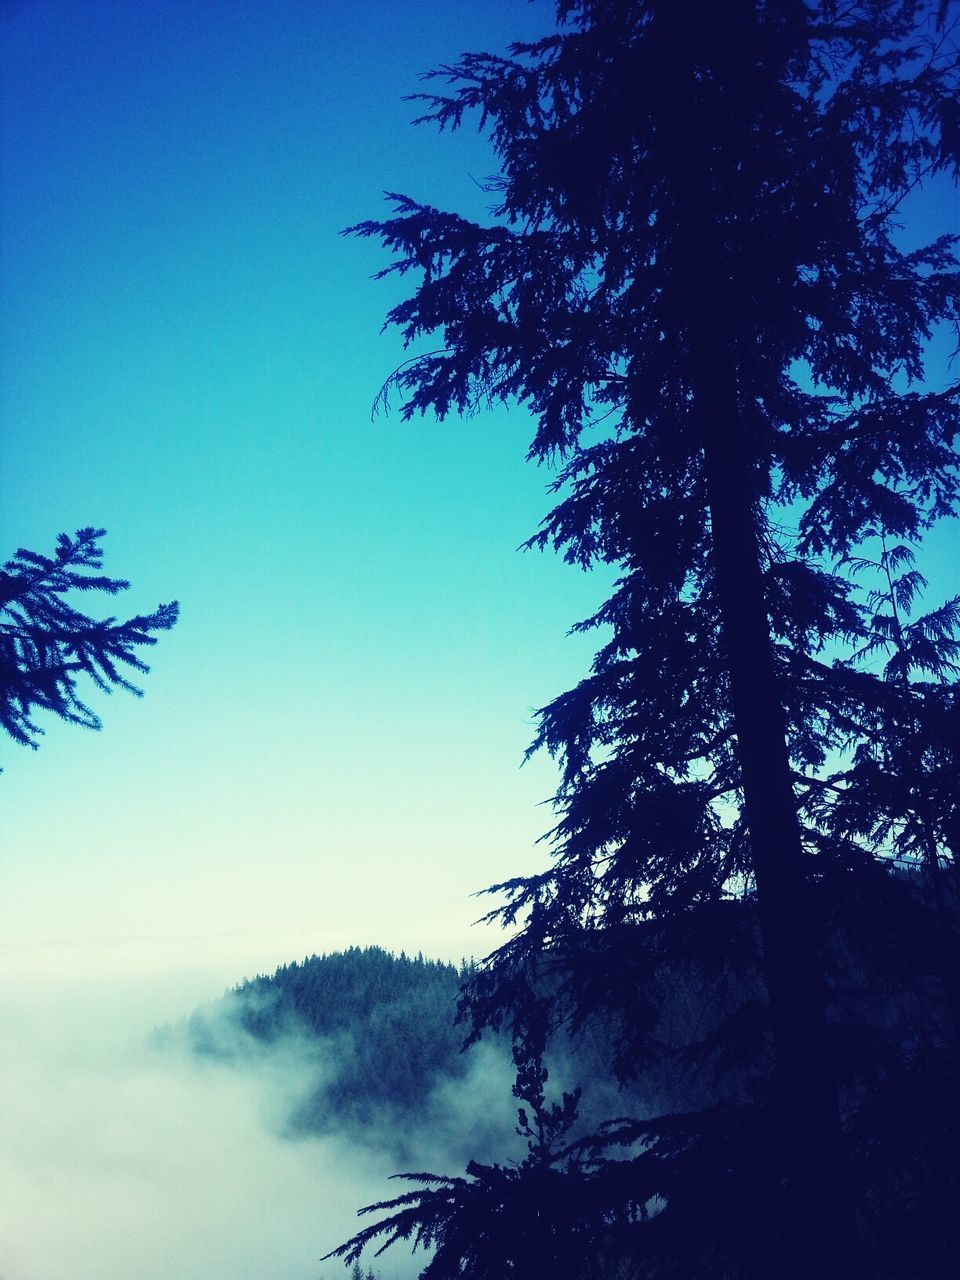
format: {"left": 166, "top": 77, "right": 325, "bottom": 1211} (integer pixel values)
{"left": 0, "top": 528, "right": 179, "bottom": 752}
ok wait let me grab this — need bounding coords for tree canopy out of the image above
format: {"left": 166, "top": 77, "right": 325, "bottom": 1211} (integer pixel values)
{"left": 330, "top": 2, "right": 960, "bottom": 1276}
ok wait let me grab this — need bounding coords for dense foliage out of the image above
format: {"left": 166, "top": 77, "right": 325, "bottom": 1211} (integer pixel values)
{"left": 243, "top": 947, "right": 474, "bottom": 1131}
{"left": 328, "top": 1, "right": 960, "bottom": 1277}
{"left": 0, "top": 527, "right": 178, "bottom": 754}
{"left": 181, "top": 946, "right": 646, "bottom": 1166}
{"left": 183, "top": 947, "right": 477, "bottom": 1137}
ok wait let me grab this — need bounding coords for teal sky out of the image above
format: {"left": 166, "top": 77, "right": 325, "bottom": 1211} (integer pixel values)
{"left": 1, "top": 0, "right": 605, "bottom": 990}
{"left": 1, "top": 0, "right": 957, "bottom": 995}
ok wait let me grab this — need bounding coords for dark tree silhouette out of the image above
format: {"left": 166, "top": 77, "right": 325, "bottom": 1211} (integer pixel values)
{"left": 333, "top": 1, "right": 959, "bottom": 1275}
{"left": 0, "top": 527, "right": 178, "bottom": 753}
{"left": 325, "top": 1025, "right": 603, "bottom": 1280}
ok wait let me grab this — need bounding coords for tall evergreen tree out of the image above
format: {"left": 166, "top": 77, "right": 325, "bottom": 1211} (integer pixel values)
{"left": 331, "top": 1, "right": 959, "bottom": 1274}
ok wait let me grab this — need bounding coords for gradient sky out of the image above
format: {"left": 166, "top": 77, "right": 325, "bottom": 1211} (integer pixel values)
{"left": 1, "top": 0, "right": 957, "bottom": 999}
{"left": 1, "top": 0, "right": 610, "bottom": 994}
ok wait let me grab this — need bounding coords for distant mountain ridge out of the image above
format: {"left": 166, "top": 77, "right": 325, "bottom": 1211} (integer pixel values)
{"left": 176, "top": 946, "right": 480, "bottom": 1139}
{"left": 166, "top": 944, "right": 651, "bottom": 1171}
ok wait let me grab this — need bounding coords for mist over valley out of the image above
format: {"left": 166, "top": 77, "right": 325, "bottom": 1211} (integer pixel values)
{"left": 0, "top": 946, "right": 530, "bottom": 1279}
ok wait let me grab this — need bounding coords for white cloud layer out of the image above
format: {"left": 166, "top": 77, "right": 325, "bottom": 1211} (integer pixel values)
{"left": 0, "top": 964, "right": 510, "bottom": 1280}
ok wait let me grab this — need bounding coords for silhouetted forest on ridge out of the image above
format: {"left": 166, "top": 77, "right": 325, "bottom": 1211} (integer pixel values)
{"left": 173, "top": 948, "right": 477, "bottom": 1141}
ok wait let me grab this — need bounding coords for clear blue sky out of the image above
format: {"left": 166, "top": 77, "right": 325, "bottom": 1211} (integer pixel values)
{"left": 1, "top": 0, "right": 606, "bottom": 988}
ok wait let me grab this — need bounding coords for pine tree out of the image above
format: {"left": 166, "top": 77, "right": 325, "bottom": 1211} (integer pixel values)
{"left": 333, "top": 1, "right": 959, "bottom": 1275}
{"left": 325, "top": 1026, "right": 600, "bottom": 1280}
{"left": 0, "top": 527, "right": 178, "bottom": 753}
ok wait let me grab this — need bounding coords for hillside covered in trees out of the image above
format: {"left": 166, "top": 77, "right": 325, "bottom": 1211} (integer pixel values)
{"left": 172, "top": 948, "right": 478, "bottom": 1143}
{"left": 167, "top": 945, "right": 669, "bottom": 1164}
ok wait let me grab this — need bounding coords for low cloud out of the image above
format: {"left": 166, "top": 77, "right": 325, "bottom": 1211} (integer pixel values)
{"left": 0, "top": 963, "right": 524, "bottom": 1280}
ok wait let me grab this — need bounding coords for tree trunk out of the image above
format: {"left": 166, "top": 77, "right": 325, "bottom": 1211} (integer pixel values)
{"left": 653, "top": 3, "right": 864, "bottom": 1264}
{"left": 702, "top": 415, "right": 863, "bottom": 1278}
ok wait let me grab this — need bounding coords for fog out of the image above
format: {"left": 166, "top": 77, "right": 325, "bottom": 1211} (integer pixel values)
{"left": 0, "top": 957, "right": 520, "bottom": 1280}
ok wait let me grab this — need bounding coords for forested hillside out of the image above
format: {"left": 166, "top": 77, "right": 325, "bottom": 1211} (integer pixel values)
{"left": 166, "top": 944, "right": 659, "bottom": 1164}
{"left": 174, "top": 948, "right": 478, "bottom": 1140}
